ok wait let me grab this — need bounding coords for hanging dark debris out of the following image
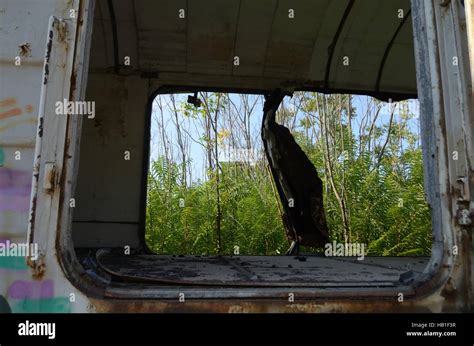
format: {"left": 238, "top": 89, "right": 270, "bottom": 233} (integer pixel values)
{"left": 261, "top": 90, "right": 330, "bottom": 255}
{"left": 187, "top": 92, "right": 202, "bottom": 108}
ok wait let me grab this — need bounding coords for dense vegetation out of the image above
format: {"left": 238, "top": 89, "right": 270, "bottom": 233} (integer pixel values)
{"left": 145, "top": 92, "right": 431, "bottom": 256}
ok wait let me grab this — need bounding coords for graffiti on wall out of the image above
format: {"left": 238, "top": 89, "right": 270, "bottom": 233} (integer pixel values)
{"left": 0, "top": 97, "right": 74, "bottom": 313}
{"left": 0, "top": 97, "right": 33, "bottom": 120}
{"left": 0, "top": 168, "right": 32, "bottom": 213}
{"left": 0, "top": 238, "right": 73, "bottom": 313}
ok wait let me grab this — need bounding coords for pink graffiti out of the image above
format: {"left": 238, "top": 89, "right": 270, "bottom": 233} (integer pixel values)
{"left": 7, "top": 280, "right": 54, "bottom": 299}
{"left": 0, "top": 168, "right": 31, "bottom": 212}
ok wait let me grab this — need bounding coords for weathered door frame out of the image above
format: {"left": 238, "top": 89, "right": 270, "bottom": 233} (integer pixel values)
{"left": 27, "top": 0, "right": 96, "bottom": 291}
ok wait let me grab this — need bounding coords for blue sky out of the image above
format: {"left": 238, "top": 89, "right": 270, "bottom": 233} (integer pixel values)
{"left": 150, "top": 93, "right": 420, "bottom": 184}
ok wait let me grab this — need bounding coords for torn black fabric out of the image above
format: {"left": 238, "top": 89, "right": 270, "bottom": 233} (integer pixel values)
{"left": 261, "top": 90, "right": 329, "bottom": 254}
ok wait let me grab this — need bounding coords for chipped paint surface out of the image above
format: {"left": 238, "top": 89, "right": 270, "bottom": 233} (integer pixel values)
{"left": 18, "top": 43, "right": 31, "bottom": 58}
{"left": 89, "top": 296, "right": 441, "bottom": 314}
{"left": 0, "top": 0, "right": 90, "bottom": 313}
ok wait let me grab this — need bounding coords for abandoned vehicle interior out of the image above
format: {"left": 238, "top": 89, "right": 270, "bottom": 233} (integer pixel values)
{"left": 62, "top": 0, "right": 459, "bottom": 300}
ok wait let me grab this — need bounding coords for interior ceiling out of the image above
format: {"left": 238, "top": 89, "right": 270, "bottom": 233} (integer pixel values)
{"left": 90, "top": 0, "right": 417, "bottom": 100}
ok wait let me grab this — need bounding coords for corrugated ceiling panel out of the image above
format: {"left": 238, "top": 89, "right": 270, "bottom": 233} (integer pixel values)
{"left": 90, "top": 0, "right": 416, "bottom": 99}
{"left": 135, "top": 0, "right": 187, "bottom": 72}
{"left": 232, "top": 0, "right": 276, "bottom": 77}
{"left": 186, "top": 0, "right": 240, "bottom": 75}
{"left": 263, "top": 0, "right": 331, "bottom": 79}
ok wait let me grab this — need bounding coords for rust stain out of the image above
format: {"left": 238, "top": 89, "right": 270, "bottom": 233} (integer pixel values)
{"left": 27, "top": 256, "right": 46, "bottom": 280}
{"left": 90, "top": 299, "right": 432, "bottom": 314}
{"left": 25, "top": 104, "right": 33, "bottom": 113}
{"left": 44, "top": 163, "right": 57, "bottom": 192}
{"left": 0, "top": 97, "right": 16, "bottom": 108}
{"left": 26, "top": 238, "right": 46, "bottom": 280}
{"left": 0, "top": 107, "right": 22, "bottom": 120}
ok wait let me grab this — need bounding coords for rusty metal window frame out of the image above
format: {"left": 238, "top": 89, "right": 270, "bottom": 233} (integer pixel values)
{"left": 55, "top": 0, "right": 471, "bottom": 304}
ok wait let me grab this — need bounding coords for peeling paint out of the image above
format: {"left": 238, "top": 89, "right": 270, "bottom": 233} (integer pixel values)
{"left": 18, "top": 42, "right": 31, "bottom": 57}
{"left": 27, "top": 253, "right": 46, "bottom": 280}
{"left": 38, "top": 117, "right": 43, "bottom": 137}
{"left": 43, "top": 29, "right": 53, "bottom": 85}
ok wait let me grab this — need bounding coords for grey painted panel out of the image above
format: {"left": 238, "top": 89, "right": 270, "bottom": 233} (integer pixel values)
{"left": 73, "top": 222, "right": 140, "bottom": 248}
{"left": 72, "top": 74, "right": 148, "bottom": 246}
